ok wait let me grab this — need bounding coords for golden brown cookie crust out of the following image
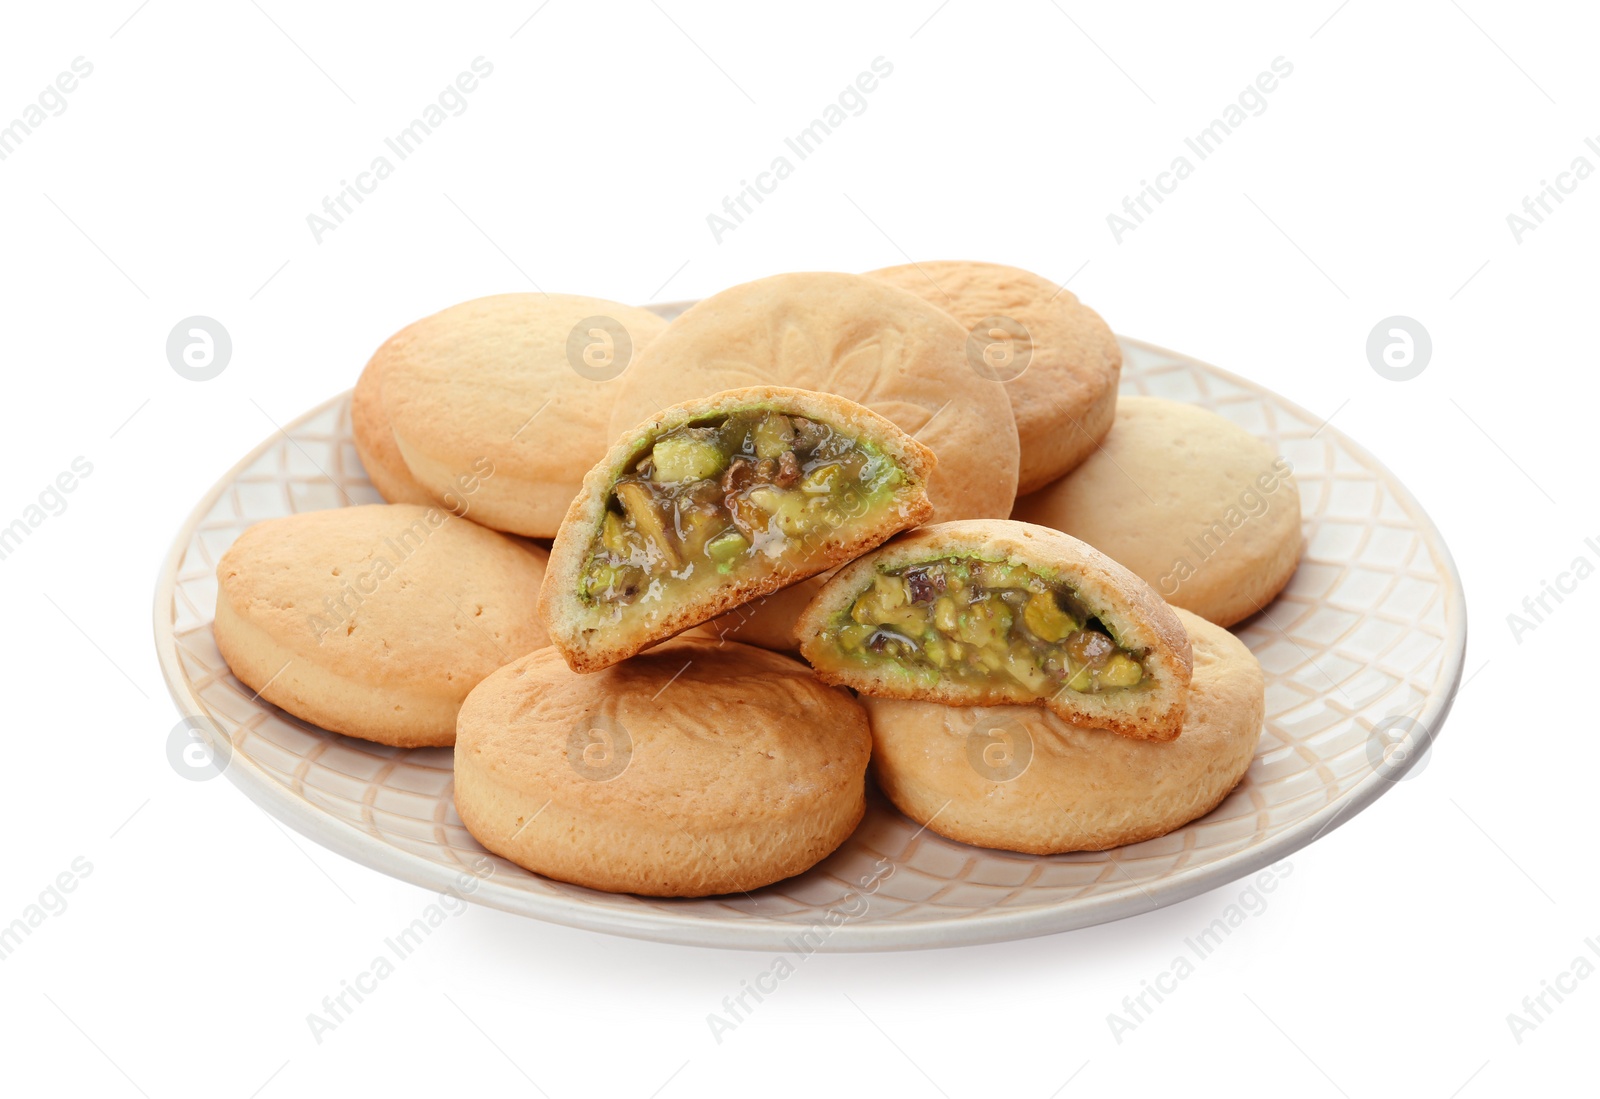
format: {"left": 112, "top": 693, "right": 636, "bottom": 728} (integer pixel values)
{"left": 213, "top": 504, "right": 549, "bottom": 746}
{"left": 796, "top": 520, "right": 1193, "bottom": 741}
{"left": 541, "top": 386, "right": 936, "bottom": 672}
{"left": 453, "top": 639, "right": 872, "bottom": 896}
{"left": 380, "top": 294, "right": 668, "bottom": 538}
{"left": 862, "top": 608, "right": 1263, "bottom": 854}
{"left": 1013, "top": 396, "right": 1302, "bottom": 627}
{"left": 351, "top": 356, "right": 437, "bottom": 507}
{"left": 869, "top": 261, "right": 1121, "bottom": 496}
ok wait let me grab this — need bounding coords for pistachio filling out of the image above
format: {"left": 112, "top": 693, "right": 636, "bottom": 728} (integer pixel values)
{"left": 822, "top": 558, "right": 1147, "bottom": 695}
{"left": 580, "top": 410, "right": 904, "bottom": 608}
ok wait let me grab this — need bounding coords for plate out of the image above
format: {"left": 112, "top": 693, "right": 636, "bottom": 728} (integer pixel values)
{"left": 153, "top": 317, "right": 1466, "bottom": 951}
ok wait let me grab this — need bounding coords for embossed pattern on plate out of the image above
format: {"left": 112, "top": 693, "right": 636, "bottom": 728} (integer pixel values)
{"left": 153, "top": 329, "right": 1466, "bottom": 951}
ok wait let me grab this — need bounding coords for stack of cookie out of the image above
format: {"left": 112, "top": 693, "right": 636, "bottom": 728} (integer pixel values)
{"left": 213, "top": 263, "right": 1300, "bottom": 897}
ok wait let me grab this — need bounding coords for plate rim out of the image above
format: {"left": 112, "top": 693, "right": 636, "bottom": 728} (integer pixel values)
{"left": 151, "top": 334, "right": 1468, "bottom": 952}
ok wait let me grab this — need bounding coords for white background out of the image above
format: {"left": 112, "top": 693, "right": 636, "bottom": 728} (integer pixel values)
{"left": 0, "top": 1, "right": 1593, "bottom": 1095}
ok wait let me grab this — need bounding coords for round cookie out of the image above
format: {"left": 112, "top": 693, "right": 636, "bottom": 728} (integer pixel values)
{"left": 214, "top": 504, "right": 549, "bottom": 748}
{"left": 869, "top": 261, "right": 1121, "bottom": 496}
{"left": 607, "top": 272, "right": 1020, "bottom": 651}
{"left": 1013, "top": 396, "right": 1301, "bottom": 627}
{"left": 351, "top": 356, "right": 437, "bottom": 506}
{"left": 862, "top": 609, "right": 1264, "bottom": 854}
{"left": 454, "top": 638, "right": 872, "bottom": 896}
{"left": 380, "top": 294, "right": 669, "bottom": 538}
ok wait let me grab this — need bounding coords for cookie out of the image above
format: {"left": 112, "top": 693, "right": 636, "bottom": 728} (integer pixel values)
{"left": 798, "top": 520, "right": 1193, "bottom": 740}
{"left": 379, "top": 294, "right": 669, "bottom": 538}
{"left": 351, "top": 355, "right": 437, "bottom": 506}
{"left": 862, "top": 609, "right": 1264, "bottom": 854}
{"left": 213, "top": 504, "right": 549, "bottom": 747}
{"left": 541, "top": 386, "right": 936, "bottom": 672}
{"left": 1013, "top": 396, "right": 1302, "bottom": 627}
{"left": 606, "top": 272, "right": 1019, "bottom": 649}
{"left": 869, "top": 261, "right": 1121, "bottom": 495}
{"left": 453, "top": 638, "right": 872, "bottom": 896}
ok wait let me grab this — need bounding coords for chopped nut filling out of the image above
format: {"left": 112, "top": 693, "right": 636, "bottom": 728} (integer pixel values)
{"left": 581, "top": 410, "right": 904, "bottom": 607}
{"left": 822, "top": 558, "right": 1148, "bottom": 695}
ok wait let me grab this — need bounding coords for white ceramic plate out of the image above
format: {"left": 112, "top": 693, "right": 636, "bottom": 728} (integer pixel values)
{"left": 153, "top": 320, "right": 1466, "bottom": 951}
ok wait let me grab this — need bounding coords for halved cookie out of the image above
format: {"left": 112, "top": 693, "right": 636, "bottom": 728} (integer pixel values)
{"left": 541, "top": 386, "right": 936, "bottom": 672}
{"left": 868, "top": 260, "right": 1122, "bottom": 496}
{"left": 454, "top": 638, "right": 872, "bottom": 896}
{"left": 214, "top": 504, "right": 549, "bottom": 747}
{"left": 862, "top": 609, "right": 1263, "bottom": 854}
{"left": 796, "top": 520, "right": 1192, "bottom": 741}
{"left": 379, "top": 293, "right": 669, "bottom": 538}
